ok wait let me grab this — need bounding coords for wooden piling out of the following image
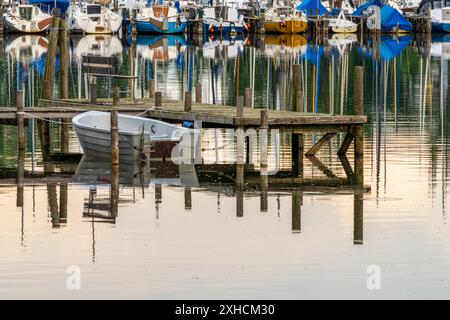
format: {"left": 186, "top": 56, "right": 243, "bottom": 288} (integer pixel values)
{"left": 42, "top": 15, "right": 60, "bottom": 100}
{"left": 236, "top": 95, "right": 244, "bottom": 120}
{"left": 184, "top": 187, "right": 192, "bottom": 210}
{"left": 245, "top": 87, "right": 253, "bottom": 108}
{"left": 184, "top": 91, "right": 192, "bottom": 112}
{"left": 293, "top": 64, "right": 302, "bottom": 112}
{"left": 110, "top": 86, "right": 120, "bottom": 218}
{"left": 292, "top": 191, "right": 302, "bottom": 233}
{"left": 59, "top": 17, "right": 69, "bottom": 101}
{"left": 260, "top": 110, "right": 269, "bottom": 212}
{"left": 16, "top": 90, "right": 25, "bottom": 208}
{"left": 148, "top": 79, "right": 155, "bottom": 98}
{"left": 354, "top": 191, "right": 364, "bottom": 245}
{"left": 353, "top": 67, "right": 364, "bottom": 185}
{"left": 59, "top": 184, "right": 68, "bottom": 224}
{"left": 155, "top": 91, "right": 162, "bottom": 109}
{"left": 17, "top": 91, "right": 25, "bottom": 152}
{"left": 236, "top": 123, "right": 245, "bottom": 217}
{"left": 90, "top": 81, "right": 97, "bottom": 104}
{"left": 111, "top": 87, "right": 120, "bottom": 166}
{"left": 195, "top": 81, "right": 202, "bottom": 103}
{"left": 260, "top": 109, "right": 268, "bottom": 129}
{"left": 291, "top": 133, "right": 303, "bottom": 177}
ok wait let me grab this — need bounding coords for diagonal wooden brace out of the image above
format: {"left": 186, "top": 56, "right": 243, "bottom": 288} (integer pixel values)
{"left": 306, "top": 155, "right": 338, "bottom": 179}
{"left": 305, "top": 132, "right": 336, "bottom": 157}
{"left": 337, "top": 131, "right": 355, "bottom": 155}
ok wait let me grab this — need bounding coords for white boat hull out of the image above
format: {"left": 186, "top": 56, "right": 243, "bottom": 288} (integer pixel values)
{"left": 72, "top": 111, "right": 194, "bottom": 161}
{"left": 67, "top": 5, "right": 122, "bottom": 34}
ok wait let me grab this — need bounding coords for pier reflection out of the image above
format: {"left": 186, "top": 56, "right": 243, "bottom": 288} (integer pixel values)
{"left": 0, "top": 31, "right": 449, "bottom": 264}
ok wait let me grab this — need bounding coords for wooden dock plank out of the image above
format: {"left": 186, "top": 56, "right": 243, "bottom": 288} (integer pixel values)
{"left": 0, "top": 99, "right": 368, "bottom": 128}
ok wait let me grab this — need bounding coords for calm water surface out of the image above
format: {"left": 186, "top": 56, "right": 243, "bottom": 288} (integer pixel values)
{"left": 0, "top": 33, "right": 449, "bottom": 299}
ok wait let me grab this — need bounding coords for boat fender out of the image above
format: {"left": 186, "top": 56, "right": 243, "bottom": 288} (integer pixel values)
{"left": 182, "top": 120, "right": 195, "bottom": 129}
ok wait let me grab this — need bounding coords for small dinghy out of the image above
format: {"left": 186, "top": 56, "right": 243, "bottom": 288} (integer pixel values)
{"left": 72, "top": 111, "right": 195, "bottom": 161}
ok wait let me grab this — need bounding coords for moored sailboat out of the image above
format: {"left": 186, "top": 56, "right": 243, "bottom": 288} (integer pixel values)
{"left": 67, "top": 1, "right": 122, "bottom": 34}
{"left": 264, "top": 0, "right": 308, "bottom": 33}
{"left": 3, "top": 4, "right": 52, "bottom": 33}
{"left": 203, "top": 5, "right": 247, "bottom": 35}
{"left": 133, "top": 3, "right": 187, "bottom": 34}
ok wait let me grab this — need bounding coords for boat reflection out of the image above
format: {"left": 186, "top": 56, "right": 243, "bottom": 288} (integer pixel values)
{"left": 72, "top": 34, "right": 123, "bottom": 60}
{"left": 134, "top": 35, "right": 186, "bottom": 63}
{"left": 263, "top": 34, "right": 307, "bottom": 58}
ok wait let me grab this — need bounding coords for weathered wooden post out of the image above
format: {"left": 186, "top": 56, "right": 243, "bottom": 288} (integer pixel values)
{"left": 195, "top": 81, "right": 202, "bottom": 103}
{"left": 244, "top": 87, "right": 253, "bottom": 108}
{"left": 184, "top": 187, "right": 192, "bottom": 210}
{"left": 48, "top": 185, "right": 60, "bottom": 228}
{"left": 236, "top": 125, "right": 245, "bottom": 218}
{"left": 16, "top": 90, "right": 25, "bottom": 208}
{"left": 354, "top": 191, "right": 363, "bottom": 245}
{"left": 59, "top": 17, "right": 69, "bottom": 153}
{"left": 17, "top": 91, "right": 25, "bottom": 153}
{"left": 236, "top": 95, "right": 244, "bottom": 120}
{"left": 110, "top": 86, "right": 120, "bottom": 218}
{"left": 155, "top": 91, "right": 162, "bottom": 109}
{"left": 59, "top": 17, "right": 69, "bottom": 100}
{"left": 90, "top": 81, "right": 97, "bottom": 104}
{"left": 292, "top": 191, "right": 302, "bottom": 233}
{"left": 184, "top": 91, "right": 192, "bottom": 112}
{"left": 131, "top": 9, "right": 137, "bottom": 36}
{"left": 260, "top": 109, "right": 268, "bottom": 212}
{"left": 148, "top": 79, "right": 155, "bottom": 98}
{"left": 292, "top": 64, "right": 302, "bottom": 111}
{"left": 291, "top": 133, "right": 303, "bottom": 177}
{"left": 59, "top": 184, "right": 68, "bottom": 224}
{"left": 354, "top": 66, "right": 364, "bottom": 186}
{"left": 42, "top": 13, "right": 61, "bottom": 100}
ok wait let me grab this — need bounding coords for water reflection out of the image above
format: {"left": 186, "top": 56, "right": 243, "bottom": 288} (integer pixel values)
{"left": 0, "top": 33, "right": 449, "bottom": 298}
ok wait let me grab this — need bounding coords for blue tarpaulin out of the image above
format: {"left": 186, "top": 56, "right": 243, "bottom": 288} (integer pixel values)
{"left": 296, "top": 0, "right": 330, "bottom": 16}
{"left": 380, "top": 6, "right": 413, "bottom": 32}
{"left": 28, "top": 0, "right": 70, "bottom": 14}
{"left": 352, "top": 0, "right": 383, "bottom": 16}
{"left": 361, "top": 35, "right": 412, "bottom": 60}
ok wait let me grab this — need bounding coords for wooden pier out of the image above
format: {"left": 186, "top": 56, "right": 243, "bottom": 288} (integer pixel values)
{"left": 26, "top": 98, "right": 369, "bottom": 129}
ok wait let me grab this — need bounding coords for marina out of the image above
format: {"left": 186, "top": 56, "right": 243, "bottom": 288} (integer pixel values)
{"left": 0, "top": 0, "right": 448, "bottom": 301}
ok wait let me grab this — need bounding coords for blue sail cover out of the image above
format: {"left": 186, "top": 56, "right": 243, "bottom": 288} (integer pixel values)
{"left": 296, "top": 0, "right": 330, "bottom": 16}
{"left": 28, "top": 0, "right": 70, "bottom": 14}
{"left": 352, "top": 0, "right": 383, "bottom": 16}
{"left": 362, "top": 35, "right": 412, "bottom": 60}
{"left": 380, "top": 6, "right": 413, "bottom": 32}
